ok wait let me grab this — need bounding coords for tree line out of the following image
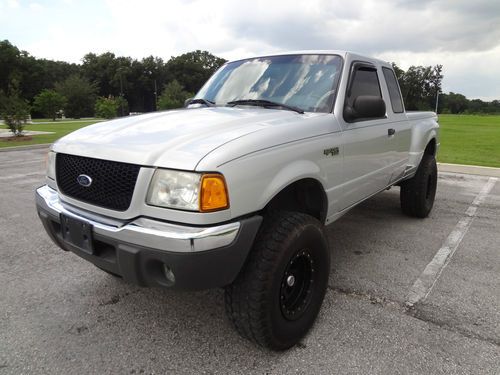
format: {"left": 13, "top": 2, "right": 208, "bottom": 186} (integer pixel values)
{"left": 1, "top": 39, "right": 499, "bottom": 126}
{"left": 0, "top": 39, "right": 226, "bottom": 122}
{"left": 391, "top": 63, "right": 500, "bottom": 114}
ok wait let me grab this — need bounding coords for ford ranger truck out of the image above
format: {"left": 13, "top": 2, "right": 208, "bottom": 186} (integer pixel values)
{"left": 36, "top": 51, "right": 439, "bottom": 350}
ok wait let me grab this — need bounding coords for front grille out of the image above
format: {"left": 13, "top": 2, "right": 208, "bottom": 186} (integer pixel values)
{"left": 56, "top": 153, "right": 141, "bottom": 211}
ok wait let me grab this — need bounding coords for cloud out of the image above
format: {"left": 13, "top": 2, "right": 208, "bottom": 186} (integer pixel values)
{"left": 28, "top": 2, "right": 43, "bottom": 12}
{"left": 0, "top": 0, "right": 499, "bottom": 100}
{"left": 7, "top": 0, "right": 20, "bottom": 9}
{"left": 218, "top": 0, "right": 500, "bottom": 54}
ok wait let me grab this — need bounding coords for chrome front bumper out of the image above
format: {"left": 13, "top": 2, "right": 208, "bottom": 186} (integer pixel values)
{"left": 35, "top": 185, "right": 240, "bottom": 253}
{"left": 35, "top": 185, "right": 262, "bottom": 290}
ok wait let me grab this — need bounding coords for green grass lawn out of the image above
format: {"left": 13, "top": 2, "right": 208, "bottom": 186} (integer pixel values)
{"left": 30, "top": 118, "right": 102, "bottom": 123}
{"left": 2, "top": 114, "right": 500, "bottom": 168}
{"left": 437, "top": 114, "right": 500, "bottom": 168}
{"left": 0, "top": 120, "right": 101, "bottom": 148}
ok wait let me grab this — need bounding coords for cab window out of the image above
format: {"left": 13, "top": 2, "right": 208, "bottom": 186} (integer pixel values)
{"left": 346, "top": 67, "right": 382, "bottom": 108}
{"left": 382, "top": 67, "right": 404, "bottom": 113}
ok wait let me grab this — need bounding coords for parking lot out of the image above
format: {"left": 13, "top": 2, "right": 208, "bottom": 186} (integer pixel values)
{"left": 1, "top": 147, "right": 499, "bottom": 374}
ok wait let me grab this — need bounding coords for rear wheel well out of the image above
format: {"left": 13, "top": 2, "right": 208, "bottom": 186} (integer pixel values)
{"left": 425, "top": 138, "right": 436, "bottom": 157}
{"left": 265, "top": 179, "right": 327, "bottom": 223}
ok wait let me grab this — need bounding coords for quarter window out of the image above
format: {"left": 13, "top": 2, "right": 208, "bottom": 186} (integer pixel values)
{"left": 382, "top": 67, "right": 404, "bottom": 113}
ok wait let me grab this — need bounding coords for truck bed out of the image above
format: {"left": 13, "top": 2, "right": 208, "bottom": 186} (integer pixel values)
{"left": 406, "top": 111, "right": 437, "bottom": 121}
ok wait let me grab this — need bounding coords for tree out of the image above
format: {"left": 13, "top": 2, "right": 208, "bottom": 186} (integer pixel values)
{"left": 1, "top": 90, "right": 30, "bottom": 136}
{"left": 82, "top": 52, "right": 117, "bottom": 96}
{"left": 55, "top": 75, "right": 97, "bottom": 118}
{"left": 391, "top": 62, "right": 405, "bottom": 82}
{"left": 427, "top": 65, "right": 443, "bottom": 111}
{"left": 441, "top": 92, "right": 468, "bottom": 114}
{"left": 392, "top": 63, "right": 443, "bottom": 111}
{"left": 0, "top": 40, "right": 23, "bottom": 97}
{"left": 166, "top": 50, "right": 226, "bottom": 93}
{"left": 1, "top": 40, "right": 230, "bottom": 114}
{"left": 33, "top": 89, "right": 66, "bottom": 120}
{"left": 24, "top": 58, "right": 79, "bottom": 104}
{"left": 139, "top": 55, "right": 169, "bottom": 112}
{"left": 157, "top": 80, "right": 192, "bottom": 110}
{"left": 115, "top": 95, "right": 129, "bottom": 117}
{"left": 0, "top": 40, "right": 78, "bottom": 105}
{"left": 94, "top": 96, "right": 122, "bottom": 119}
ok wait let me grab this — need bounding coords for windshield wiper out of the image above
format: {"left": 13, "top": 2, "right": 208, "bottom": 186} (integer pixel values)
{"left": 227, "top": 99, "right": 304, "bottom": 114}
{"left": 185, "top": 98, "right": 215, "bottom": 107}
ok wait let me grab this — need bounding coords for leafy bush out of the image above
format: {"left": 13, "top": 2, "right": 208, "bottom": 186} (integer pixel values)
{"left": 1, "top": 92, "right": 30, "bottom": 136}
{"left": 33, "top": 89, "right": 67, "bottom": 121}
{"left": 95, "top": 96, "right": 119, "bottom": 119}
{"left": 94, "top": 96, "right": 129, "bottom": 118}
{"left": 157, "top": 80, "right": 193, "bottom": 110}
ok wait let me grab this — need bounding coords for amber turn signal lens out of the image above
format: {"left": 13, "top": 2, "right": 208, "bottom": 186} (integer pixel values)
{"left": 200, "top": 174, "right": 229, "bottom": 212}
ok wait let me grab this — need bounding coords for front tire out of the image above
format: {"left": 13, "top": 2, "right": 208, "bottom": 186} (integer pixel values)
{"left": 224, "top": 211, "right": 330, "bottom": 350}
{"left": 400, "top": 154, "right": 438, "bottom": 218}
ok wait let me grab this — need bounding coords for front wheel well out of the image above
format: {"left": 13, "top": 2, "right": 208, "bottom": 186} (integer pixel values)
{"left": 424, "top": 138, "right": 437, "bottom": 157}
{"left": 264, "top": 178, "right": 327, "bottom": 223}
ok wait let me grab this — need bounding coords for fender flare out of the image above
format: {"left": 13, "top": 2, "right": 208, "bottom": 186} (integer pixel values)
{"left": 260, "top": 159, "right": 328, "bottom": 212}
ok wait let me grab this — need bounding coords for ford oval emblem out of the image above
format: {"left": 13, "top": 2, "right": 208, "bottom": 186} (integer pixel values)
{"left": 77, "top": 174, "right": 93, "bottom": 187}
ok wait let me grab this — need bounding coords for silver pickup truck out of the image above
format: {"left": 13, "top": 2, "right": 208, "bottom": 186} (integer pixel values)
{"left": 36, "top": 51, "right": 439, "bottom": 350}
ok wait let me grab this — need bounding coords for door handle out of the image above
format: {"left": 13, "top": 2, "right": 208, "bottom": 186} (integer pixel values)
{"left": 388, "top": 128, "right": 395, "bottom": 136}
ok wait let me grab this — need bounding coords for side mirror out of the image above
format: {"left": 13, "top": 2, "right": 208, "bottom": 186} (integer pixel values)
{"left": 184, "top": 97, "right": 194, "bottom": 108}
{"left": 344, "top": 95, "right": 386, "bottom": 122}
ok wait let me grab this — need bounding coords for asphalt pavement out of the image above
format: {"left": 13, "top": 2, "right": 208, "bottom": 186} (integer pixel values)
{"left": 1, "top": 148, "right": 499, "bottom": 374}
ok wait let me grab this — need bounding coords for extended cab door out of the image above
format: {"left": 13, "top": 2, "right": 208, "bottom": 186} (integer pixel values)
{"left": 381, "top": 66, "right": 412, "bottom": 183}
{"left": 336, "top": 61, "right": 395, "bottom": 210}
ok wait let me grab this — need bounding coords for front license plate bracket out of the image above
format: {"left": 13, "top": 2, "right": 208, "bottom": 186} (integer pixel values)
{"left": 60, "top": 214, "right": 93, "bottom": 254}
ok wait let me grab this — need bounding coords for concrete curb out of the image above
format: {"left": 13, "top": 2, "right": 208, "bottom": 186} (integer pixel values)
{"left": 438, "top": 162, "right": 500, "bottom": 178}
{"left": 0, "top": 144, "right": 51, "bottom": 152}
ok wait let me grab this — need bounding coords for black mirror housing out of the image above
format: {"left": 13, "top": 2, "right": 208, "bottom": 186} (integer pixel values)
{"left": 344, "top": 95, "right": 386, "bottom": 122}
{"left": 184, "top": 97, "right": 194, "bottom": 108}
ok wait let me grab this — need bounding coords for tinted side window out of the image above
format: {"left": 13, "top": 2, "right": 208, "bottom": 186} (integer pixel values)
{"left": 382, "top": 67, "right": 404, "bottom": 113}
{"left": 346, "top": 67, "right": 382, "bottom": 108}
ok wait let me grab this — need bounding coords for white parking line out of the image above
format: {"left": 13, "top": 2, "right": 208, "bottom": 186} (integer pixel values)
{"left": 406, "top": 176, "right": 498, "bottom": 307}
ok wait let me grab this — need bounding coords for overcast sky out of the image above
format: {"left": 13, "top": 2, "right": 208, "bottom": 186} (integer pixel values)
{"left": 1, "top": 0, "right": 499, "bottom": 100}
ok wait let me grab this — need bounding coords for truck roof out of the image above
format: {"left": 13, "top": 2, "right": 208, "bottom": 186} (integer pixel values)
{"left": 229, "top": 50, "right": 392, "bottom": 69}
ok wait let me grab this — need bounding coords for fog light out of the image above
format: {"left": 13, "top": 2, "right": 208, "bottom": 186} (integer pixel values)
{"left": 163, "top": 264, "right": 176, "bottom": 284}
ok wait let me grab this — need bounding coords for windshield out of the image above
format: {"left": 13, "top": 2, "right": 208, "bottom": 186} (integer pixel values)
{"left": 194, "top": 54, "right": 343, "bottom": 113}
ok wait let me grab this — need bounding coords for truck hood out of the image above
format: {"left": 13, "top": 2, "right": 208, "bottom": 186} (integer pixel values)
{"left": 52, "top": 107, "right": 304, "bottom": 170}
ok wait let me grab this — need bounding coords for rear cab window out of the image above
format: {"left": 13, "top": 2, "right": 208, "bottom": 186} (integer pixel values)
{"left": 382, "top": 67, "right": 404, "bottom": 113}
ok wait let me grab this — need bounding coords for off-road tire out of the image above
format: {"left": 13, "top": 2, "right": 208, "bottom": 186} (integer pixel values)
{"left": 400, "top": 154, "right": 438, "bottom": 218}
{"left": 224, "top": 211, "right": 330, "bottom": 350}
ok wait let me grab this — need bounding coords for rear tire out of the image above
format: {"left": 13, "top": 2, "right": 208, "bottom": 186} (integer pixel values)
{"left": 400, "top": 154, "right": 437, "bottom": 218}
{"left": 224, "top": 211, "right": 330, "bottom": 350}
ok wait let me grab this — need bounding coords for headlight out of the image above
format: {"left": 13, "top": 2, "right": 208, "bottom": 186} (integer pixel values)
{"left": 46, "top": 151, "right": 56, "bottom": 180}
{"left": 147, "top": 169, "right": 200, "bottom": 211}
{"left": 146, "top": 169, "right": 229, "bottom": 212}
